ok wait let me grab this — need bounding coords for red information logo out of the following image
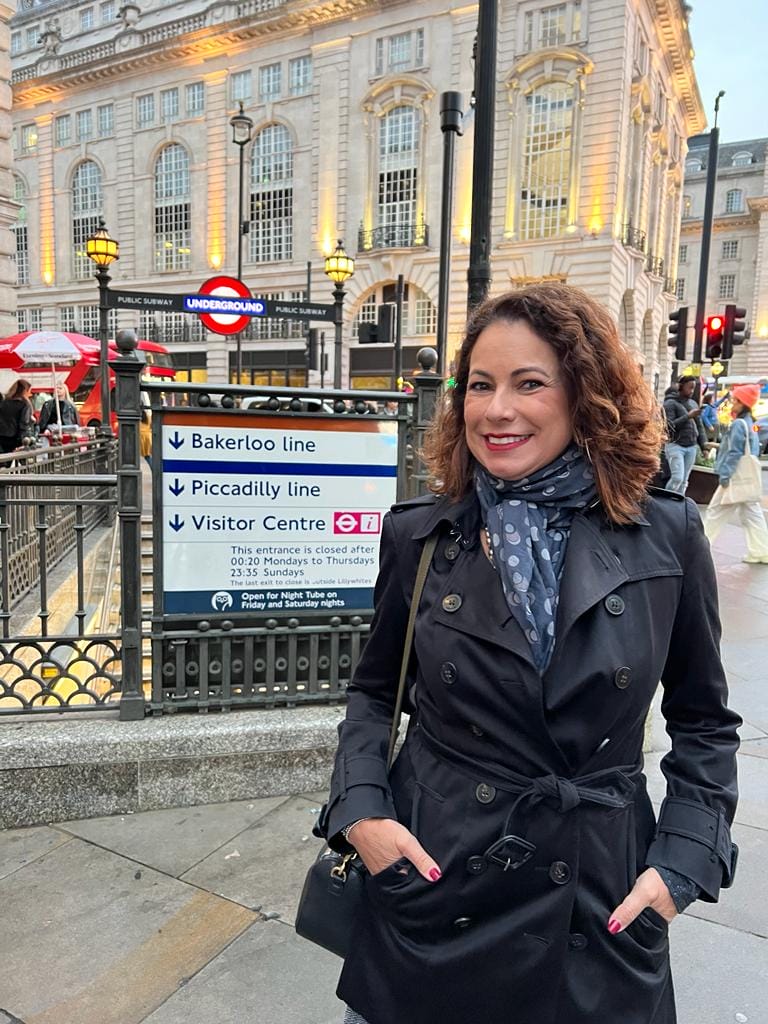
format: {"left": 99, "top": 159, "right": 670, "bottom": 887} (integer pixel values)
{"left": 333, "top": 512, "right": 382, "bottom": 535}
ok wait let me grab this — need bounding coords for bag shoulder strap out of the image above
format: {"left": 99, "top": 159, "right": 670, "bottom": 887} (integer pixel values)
{"left": 386, "top": 530, "right": 439, "bottom": 767}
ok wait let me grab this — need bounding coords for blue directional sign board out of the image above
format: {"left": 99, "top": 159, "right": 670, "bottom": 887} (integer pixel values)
{"left": 161, "top": 412, "right": 398, "bottom": 615}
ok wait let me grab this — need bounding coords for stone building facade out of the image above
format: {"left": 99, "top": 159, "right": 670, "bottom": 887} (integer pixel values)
{"left": 678, "top": 134, "right": 768, "bottom": 376}
{"left": 10, "top": 0, "right": 704, "bottom": 392}
{"left": 0, "top": 0, "right": 18, "bottom": 338}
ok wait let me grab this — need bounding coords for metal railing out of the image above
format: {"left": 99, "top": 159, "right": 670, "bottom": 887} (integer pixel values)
{"left": 358, "top": 222, "right": 429, "bottom": 252}
{"left": 621, "top": 224, "right": 647, "bottom": 253}
{"left": 646, "top": 255, "right": 665, "bottom": 278}
{"left": 0, "top": 439, "right": 116, "bottom": 611}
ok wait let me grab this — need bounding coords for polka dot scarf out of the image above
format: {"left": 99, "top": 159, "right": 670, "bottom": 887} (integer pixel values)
{"left": 475, "top": 445, "right": 596, "bottom": 674}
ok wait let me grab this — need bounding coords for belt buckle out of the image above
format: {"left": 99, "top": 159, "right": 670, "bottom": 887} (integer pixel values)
{"left": 483, "top": 834, "right": 537, "bottom": 872}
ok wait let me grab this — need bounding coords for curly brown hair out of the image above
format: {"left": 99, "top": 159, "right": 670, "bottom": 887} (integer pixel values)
{"left": 423, "top": 284, "right": 664, "bottom": 525}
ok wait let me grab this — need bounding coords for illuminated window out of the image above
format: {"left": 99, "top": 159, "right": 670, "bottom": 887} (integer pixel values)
{"left": 12, "top": 177, "right": 28, "bottom": 287}
{"left": 154, "top": 144, "right": 191, "bottom": 272}
{"left": 520, "top": 82, "right": 574, "bottom": 239}
{"left": 722, "top": 240, "right": 739, "bottom": 260}
{"left": 72, "top": 160, "right": 103, "bottom": 280}
{"left": 374, "top": 28, "right": 424, "bottom": 75}
{"left": 259, "top": 63, "right": 282, "bottom": 102}
{"left": 186, "top": 82, "right": 205, "bottom": 116}
{"left": 21, "top": 124, "right": 38, "bottom": 155}
{"left": 55, "top": 115, "right": 72, "bottom": 147}
{"left": 725, "top": 189, "right": 743, "bottom": 214}
{"left": 289, "top": 56, "right": 312, "bottom": 96}
{"left": 718, "top": 274, "right": 736, "bottom": 300}
{"left": 377, "top": 106, "right": 420, "bottom": 245}
{"left": 249, "top": 125, "right": 293, "bottom": 263}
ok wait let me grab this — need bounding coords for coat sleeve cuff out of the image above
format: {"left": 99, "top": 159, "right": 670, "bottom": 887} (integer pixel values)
{"left": 320, "top": 784, "right": 397, "bottom": 853}
{"left": 645, "top": 796, "right": 738, "bottom": 902}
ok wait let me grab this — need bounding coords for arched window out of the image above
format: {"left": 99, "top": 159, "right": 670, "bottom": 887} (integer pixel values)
{"left": 249, "top": 124, "right": 293, "bottom": 263}
{"left": 725, "top": 189, "right": 743, "bottom": 214}
{"left": 72, "top": 161, "right": 103, "bottom": 280}
{"left": 12, "top": 177, "right": 28, "bottom": 286}
{"left": 154, "top": 144, "right": 191, "bottom": 272}
{"left": 685, "top": 157, "right": 703, "bottom": 172}
{"left": 732, "top": 151, "right": 752, "bottom": 168}
{"left": 377, "top": 106, "right": 422, "bottom": 246}
{"left": 520, "top": 82, "right": 574, "bottom": 240}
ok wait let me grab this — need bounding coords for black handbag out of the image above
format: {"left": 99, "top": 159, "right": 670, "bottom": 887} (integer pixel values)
{"left": 295, "top": 531, "right": 438, "bottom": 958}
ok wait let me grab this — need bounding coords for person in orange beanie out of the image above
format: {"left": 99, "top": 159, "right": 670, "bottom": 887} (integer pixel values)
{"left": 704, "top": 383, "right": 768, "bottom": 563}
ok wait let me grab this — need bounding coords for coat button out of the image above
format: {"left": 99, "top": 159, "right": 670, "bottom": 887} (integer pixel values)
{"left": 549, "top": 860, "right": 571, "bottom": 885}
{"left": 614, "top": 666, "right": 632, "bottom": 689}
{"left": 442, "top": 593, "right": 462, "bottom": 613}
{"left": 475, "top": 783, "right": 496, "bottom": 804}
{"left": 445, "top": 543, "right": 460, "bottom": 562}
{"left": 466, "top": 856, "right": 487, "bottom": 875}
{"left": 440, "top": 662, "right": 457, "bottom": 684}
{"left": 568, "top": 933, "right": 588, "bottom": 950}
{"left": 604, "top": 594, "right": 625, "bottom": 616}
{"left": 452, "top": 916, "right": 472, "bottom": 929}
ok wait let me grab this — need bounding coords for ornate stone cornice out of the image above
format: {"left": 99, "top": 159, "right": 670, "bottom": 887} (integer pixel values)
{"left": 13, "top": 0, "right": 400, "bottom": 102}
{"left": 679, "top": 211, "right": 759, "bottom": 235}
{"left": 652, "top": 0, "right": 706, "bottom": 135}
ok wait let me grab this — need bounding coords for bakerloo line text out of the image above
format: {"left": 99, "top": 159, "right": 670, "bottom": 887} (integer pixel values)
{"left": 190, "top": 514, "right": 327, "bottom": 531}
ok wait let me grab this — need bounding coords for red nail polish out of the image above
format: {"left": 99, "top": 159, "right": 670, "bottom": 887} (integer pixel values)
{"left": 607, "top": 918, "right": 622, "bottom": 935}
{"left": 429, "top": 867, "right": 442, "bottom": 882}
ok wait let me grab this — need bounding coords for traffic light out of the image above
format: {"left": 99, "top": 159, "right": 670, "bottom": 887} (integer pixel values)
{"left": 358, "top": 304, "right": 396, "bottom": 344}
{"left": 667, "top": 306, "right": 688, "bottom": 361}
{"left": 705, "top": 314, "right": 724, "bottom": 360}
{"left": 722, "top": 304, "right": 747, "bottom": 359}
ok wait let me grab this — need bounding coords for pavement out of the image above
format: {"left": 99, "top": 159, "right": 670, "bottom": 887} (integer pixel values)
{"left": 1, "top": 514, "right": 768, "bottom": 1024}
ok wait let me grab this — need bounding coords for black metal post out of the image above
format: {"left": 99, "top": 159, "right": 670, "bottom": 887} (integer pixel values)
{"left": 333, "top": 283, "right": 345, "bottom": 389}
{"left": 305, "top": 259, "right": 312, "bottom": 382}
{"left": 410, "top": 347, "right": 442, "bottom": 497}
{"left": 320, "top": 331, "right": 327, "bottom": 389}
{"left": 393, "top": 274, "right": 405, "bottom": 390}
{"left": 467, "top": 0, "right": 498, "bottom": 314}
{"left": 437, "top": 92, "right": 463, "bottom": 375}
{"left": 110, "top": 329, "right": 146, "bottom": 721}
{"left": 692, "top": 93, "right": 725, "bottom": 367}
{"left": 96, "top": 264, "right": 112, "bottom": 433}
{"left": 235, "top": 141, "right": 246, "bottom": 384}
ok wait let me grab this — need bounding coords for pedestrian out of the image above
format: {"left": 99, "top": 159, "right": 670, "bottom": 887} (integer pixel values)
{"left": 140, "top": 408, "right": 152, "bottom": 468}
{"left": 662, "top": 375, "right": 709, "bottom": 494}
{"left": 700, "top": 392, "right": 725, "bottom": 443}
{"left": 0, "top": 378, "right": 34, "bottom": 454}
{"left": 704, "top": 383, "right": 768, "bottom": 564}
{"left": 38, "top": 383, "right": 79, "bottom": 433}
{"left": 317, "top": 283, "right": 740, "bottom": 1024}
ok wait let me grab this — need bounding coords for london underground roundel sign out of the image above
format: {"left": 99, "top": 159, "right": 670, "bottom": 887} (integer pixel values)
{"left": 196, "top": 275, "right": 254, "bottom": 336}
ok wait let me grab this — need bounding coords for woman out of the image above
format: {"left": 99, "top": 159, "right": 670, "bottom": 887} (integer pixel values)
{"left": 0, "top": 378, "right": 34, "bottom": 454}
{"left": 38, "top": 383, "right": 79, "bottom": 433}
{"left": 704, "top": 383, "right": 768, "bottom": 564}
{"left": 318, "top": 285, "right": 740, "bottom": 1024}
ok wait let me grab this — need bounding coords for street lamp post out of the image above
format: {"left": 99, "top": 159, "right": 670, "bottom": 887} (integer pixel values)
{"left": 86, "top": 217, "right": 120, "bottom": 432}
{"left": 324, "top": 240, "right": 355, "bottom": 389}
{"left": 230, "top": 102, "right": 254, "bottom": 383}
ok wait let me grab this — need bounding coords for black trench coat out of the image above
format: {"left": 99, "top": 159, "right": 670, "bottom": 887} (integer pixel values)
{"left": 320, "top": 489, "right": 740, "bottom": 1024}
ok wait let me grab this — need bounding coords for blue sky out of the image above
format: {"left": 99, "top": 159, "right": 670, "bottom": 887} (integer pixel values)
{"left": 689, "top": 0, "right": 768, "bottom": 143}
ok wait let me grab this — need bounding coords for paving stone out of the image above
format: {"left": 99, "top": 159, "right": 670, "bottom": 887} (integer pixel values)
{"left": 0, "top": 837, "right": 255, "bottom": 1024}
{"left": 143, "top": 920, "right": 342, "bottom": 1024}
{"left": 180, "top": 795, "right": 324, "bottom": 922}
{"left": 0, "top": 825, "right": 71, "bottom": 881}
{"left": 0, "top": 762, "right": 138, "bottom": 829}
{"left": 58, "top": 796, "right": 288, "bottom": 877}
{"left": 740, "top": 737, "right": 768, "bottom": 759}
{"left": 671, "top": 914, "right": 768, "bottom": 1024}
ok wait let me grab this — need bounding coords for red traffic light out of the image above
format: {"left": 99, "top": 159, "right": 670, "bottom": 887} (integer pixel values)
{"left": 708, "top": 315, "right": 724, "bottom": 332}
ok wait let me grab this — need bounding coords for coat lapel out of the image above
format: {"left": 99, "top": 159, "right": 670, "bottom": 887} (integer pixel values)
{"left": 553, "top": 513, "right": 630, "bottom": 647}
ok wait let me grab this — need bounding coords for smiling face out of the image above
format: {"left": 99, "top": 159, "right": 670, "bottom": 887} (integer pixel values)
{"left": 464, "top": 319, "right": 573, "bottom": 480}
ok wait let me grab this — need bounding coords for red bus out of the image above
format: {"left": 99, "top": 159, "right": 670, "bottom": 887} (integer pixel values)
{"left": 0, "top": 336, "right": 175, "bottom": 431}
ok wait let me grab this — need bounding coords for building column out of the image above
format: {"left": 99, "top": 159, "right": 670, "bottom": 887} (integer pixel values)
{"left": 0, "top": 0, "right": 18, "bottom": 337}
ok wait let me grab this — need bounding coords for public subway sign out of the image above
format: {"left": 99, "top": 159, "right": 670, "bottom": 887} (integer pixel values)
{"left": 160, "top": 412, "right": 398, "bottom": 615}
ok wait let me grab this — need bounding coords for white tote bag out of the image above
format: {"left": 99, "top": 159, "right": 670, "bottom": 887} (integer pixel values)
{"left": 720, "top": 425, "right": 763, "bottom": 506}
